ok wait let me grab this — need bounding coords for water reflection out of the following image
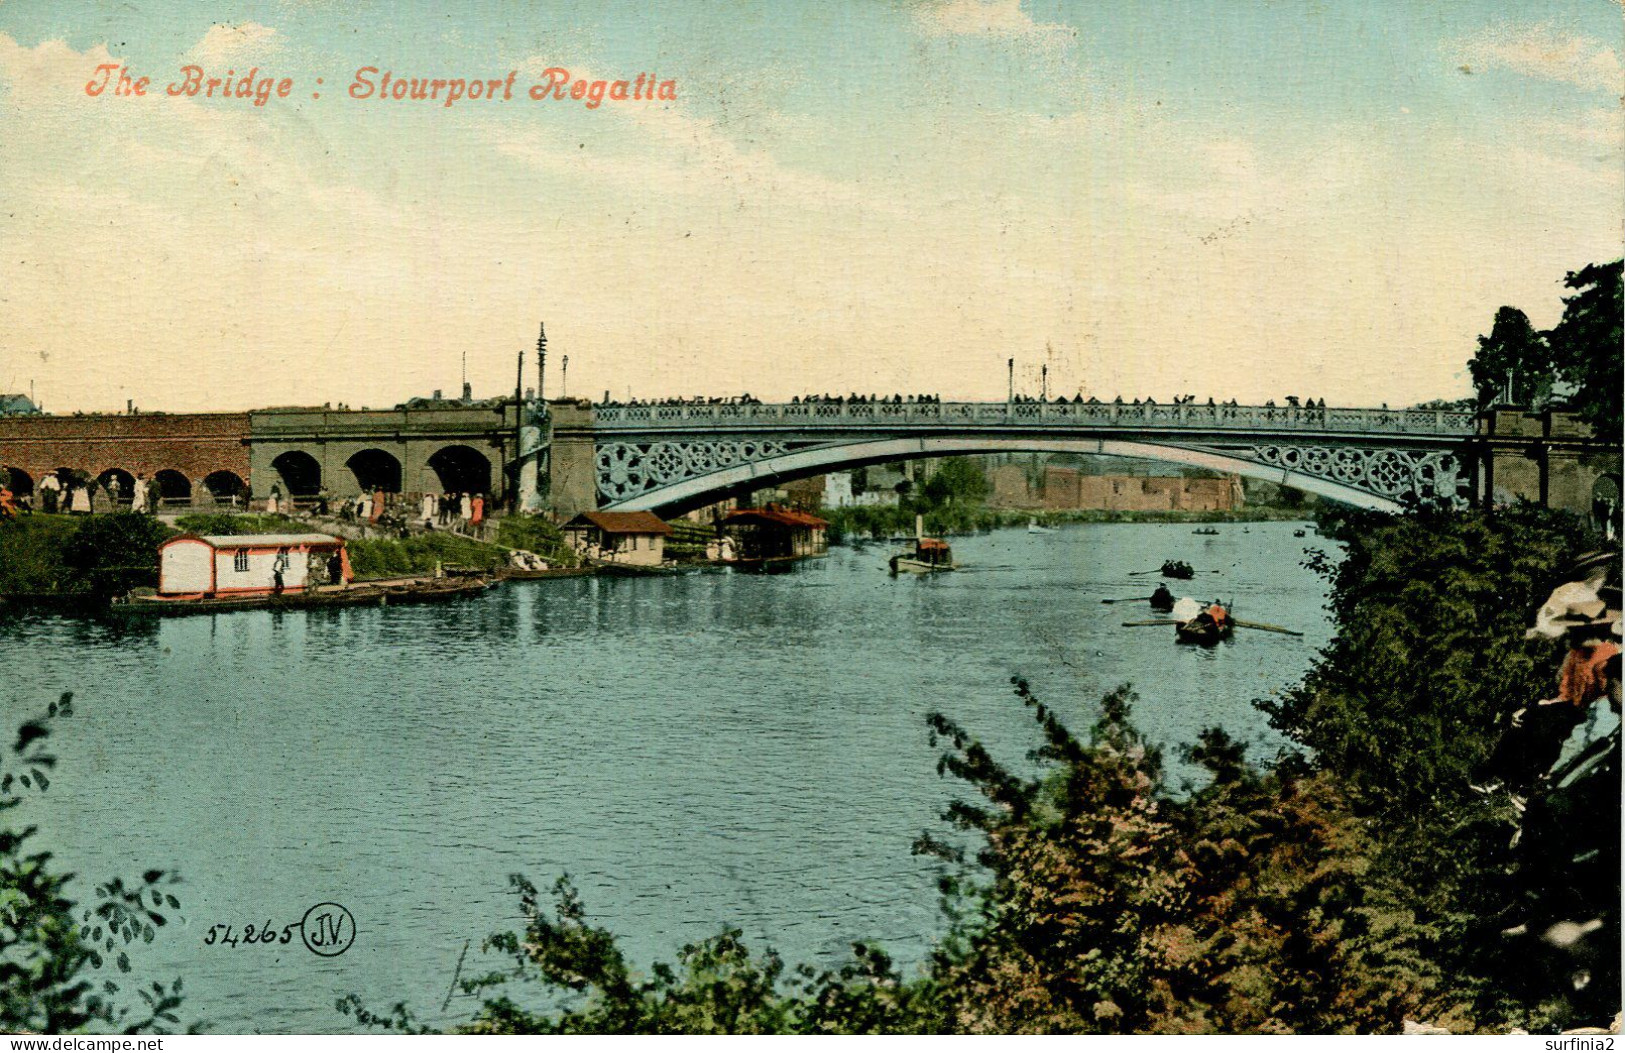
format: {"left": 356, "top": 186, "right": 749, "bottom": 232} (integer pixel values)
{"left": 2, "top": 521, "right": 1332, "bottom": 1033}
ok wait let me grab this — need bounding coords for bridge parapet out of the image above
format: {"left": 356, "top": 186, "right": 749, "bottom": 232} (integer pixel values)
{"left": 594, "top": 401, "right": 1477, "bottom": 436}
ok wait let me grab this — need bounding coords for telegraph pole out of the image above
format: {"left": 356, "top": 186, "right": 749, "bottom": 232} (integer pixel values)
{"left": 536, "top": 322, "right": 547, "bottom": 401}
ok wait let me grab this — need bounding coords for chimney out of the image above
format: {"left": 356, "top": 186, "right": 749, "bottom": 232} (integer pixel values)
{"left": 462, "top": 381, "right": 472, "bottom": 401}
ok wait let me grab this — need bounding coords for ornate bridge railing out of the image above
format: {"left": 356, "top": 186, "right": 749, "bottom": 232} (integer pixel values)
{"left": 593, "top": 401, "right": 1476, "bottom": 436}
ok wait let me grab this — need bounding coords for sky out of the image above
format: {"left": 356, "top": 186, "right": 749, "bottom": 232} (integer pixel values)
{"left": 0, "top": 0, "right": 1620, "bottom": 412}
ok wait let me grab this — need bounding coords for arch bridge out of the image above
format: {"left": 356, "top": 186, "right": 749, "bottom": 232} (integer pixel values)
{"left": 249, "top": 404, "right": 523, "bottom": 501}
{"left": 576, "top": 401, "right": 1483, "bottom": 515}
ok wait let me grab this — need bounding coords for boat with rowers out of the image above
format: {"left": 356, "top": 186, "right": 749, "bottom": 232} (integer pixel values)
{"left": 1171, "top": 596, "right": 1233, "bottom": 645}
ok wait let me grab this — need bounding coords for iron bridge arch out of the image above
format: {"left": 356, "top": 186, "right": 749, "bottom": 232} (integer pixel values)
{"left": 597, "top": 436, "right": 1473, "bottom": 516}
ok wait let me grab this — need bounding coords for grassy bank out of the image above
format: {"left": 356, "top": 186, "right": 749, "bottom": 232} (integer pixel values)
{"left": 0, "top": 512, "right": 580, "bottom": 599}
{"left": 347, "top": 516, "right": 577, "bottom": 580}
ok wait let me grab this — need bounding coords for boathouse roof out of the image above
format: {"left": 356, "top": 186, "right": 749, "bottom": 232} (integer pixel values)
{"left": 563, "top": 511, "right": 673, "bottom": 535}
{"left": 724, "top": 507, "right": 829, "bottom": 529}
{"left": 163, "top": 533, "right": 345, "bottom": 548}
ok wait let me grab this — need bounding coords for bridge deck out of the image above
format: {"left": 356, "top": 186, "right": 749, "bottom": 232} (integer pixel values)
{"left": 591, "top": 401, "right": 1475, "bottom": 437}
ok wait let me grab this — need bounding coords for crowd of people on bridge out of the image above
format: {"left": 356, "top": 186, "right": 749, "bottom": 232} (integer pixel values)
{"left": 589, "top": 391, "right": 1343, "bottom": 411}
{"left": 597, "top": 394, "right": 767, "bottom": 408}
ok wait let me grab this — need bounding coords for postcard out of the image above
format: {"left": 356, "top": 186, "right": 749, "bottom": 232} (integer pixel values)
{"left": 0, "top": 1, "right": 1619, "bottom": 1040}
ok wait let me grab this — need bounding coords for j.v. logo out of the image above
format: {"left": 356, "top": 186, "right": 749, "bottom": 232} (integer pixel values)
{"left": 300, "top": 902, "right": 356, "bottom": 957}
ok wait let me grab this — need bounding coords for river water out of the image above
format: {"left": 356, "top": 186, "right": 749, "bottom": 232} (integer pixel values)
{"left": 2, "top": 521, "right": 1336, "bottom": 1033}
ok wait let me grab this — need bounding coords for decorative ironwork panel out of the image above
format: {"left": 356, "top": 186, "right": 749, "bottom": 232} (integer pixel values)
{"left": 597, "top": 439, "right": 791, "bottom": 501}
{"left": 1248, "top": 444, "right": 1469, "bottom": 506}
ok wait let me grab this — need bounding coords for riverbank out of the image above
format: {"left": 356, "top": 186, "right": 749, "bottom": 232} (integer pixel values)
{"left": 0, "top": 511, "right": 578, "bottom": 606}
{"left": 823, "top": 503, "right": 1309, "bottom": 543}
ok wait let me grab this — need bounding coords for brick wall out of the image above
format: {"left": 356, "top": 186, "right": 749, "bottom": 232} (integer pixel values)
{"left": 0, "top": 413, "right": 252, "bottom": 490}
{"left": 1043, "top": 469, "right": 1240, "bottom": 512}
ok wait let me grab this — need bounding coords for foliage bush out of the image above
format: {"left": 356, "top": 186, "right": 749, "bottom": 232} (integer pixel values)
{"left": 1, "top": 695, "right": 187, "bottom": 1033}
{"left": 171, "top": 514, "right": 307, "bottom": 536}
{"left": 56, "top": 515, "right": 175, "bottom": 600}
{"left": 0, "top": 516, "right": 82, "bottom": 596}
{"left": 1263, "top": 499, "right": 1613, "bottom": 1030}
{"left": 342, "top": 680, "right": 1474, "bottom": 1035}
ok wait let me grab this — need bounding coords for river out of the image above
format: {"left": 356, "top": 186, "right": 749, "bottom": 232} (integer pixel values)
{"left": 2, "top": 520, "right": 1337, "bottom": 1033}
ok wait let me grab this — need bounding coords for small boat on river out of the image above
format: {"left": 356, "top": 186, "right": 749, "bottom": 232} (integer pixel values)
{"left": 114, "top": 574, "right": 496, "bottom": 616}
{"left": 591, "top": 559, "right": 684, "bottom": 577}
{"left": 1171, "top": 596, "right": 1233, "bottom": 645}
{"left": 1027, "top": 519, "right": 1056, "bottom": 534}
{"left": 1150, "top": 584, "right": 1175, "bottom": 612}
{"left": 1192, "top": 527, "right": 1220, "bottom": 536}
{"left": 1160, "top": 559, "right": 1195, "bottom": 579}
{"left": 890, "top": 516, "right": 956, "bottom": 574}
{"left": 500, "top": 566, "right": 595, "bottom": 581}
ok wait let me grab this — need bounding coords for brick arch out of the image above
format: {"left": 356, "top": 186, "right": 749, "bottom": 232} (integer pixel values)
{"left": 346, "top": 448, "right": 403, "bottom": 493}
{"left": 1, "top": 465, "right": 33, "bottom": 495}
{"left": 0, "top": 412, "right": 251, "bottom": 497}
{"left": 204, "top": 470, "right": 247, "bottom": 503}
{"left": 153, "top": 469, "right": 192, "bottom": 506}
{"left": 270, "top": 450, "right": 323, "bottom": 496}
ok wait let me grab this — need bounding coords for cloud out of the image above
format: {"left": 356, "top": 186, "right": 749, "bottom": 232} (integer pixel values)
{"left": 188, "top": 22, "right": 282, "bottom": 65}
{"left": 1451, "top": 23, "right": 1622, "bottom": 94}
{"left": 913, "top": 0, "right": 1075, "bottom": 49}
{"left": 0, "top": 33, "right": 119, "bottom": 107}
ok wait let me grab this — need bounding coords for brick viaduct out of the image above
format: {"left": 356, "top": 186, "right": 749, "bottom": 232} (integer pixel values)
{"left": 0, "top": 403, "right": 523, "bottom": 507}
{"left": 0, "top": 413, "right": 252, "bottom": 506}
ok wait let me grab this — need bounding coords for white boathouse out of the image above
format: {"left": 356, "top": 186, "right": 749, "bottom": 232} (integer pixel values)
{"left": 157, "top": 534, "right": 352, "bottom": 598}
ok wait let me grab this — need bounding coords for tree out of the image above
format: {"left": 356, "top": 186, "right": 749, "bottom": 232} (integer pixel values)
{"left": 59, "top": 514, "right": 174, "bottom": 599}
{"left": 1468, "top": 307, "right": 1551, "bottom": 410}
{"left": 344, "top": 680, "right": 1458, "bottom": 1035}
{"left": 1546, "top": 260, "right": 1622, "bottom": 438}
{"left": 1, "top": 695, "right": 186, "bottom": 1033}
{"left": 921, "top": 458, "right": 988, "bottom": 507}
{"left": 1262, "top": 502, "right": 1594, "bottom": 815}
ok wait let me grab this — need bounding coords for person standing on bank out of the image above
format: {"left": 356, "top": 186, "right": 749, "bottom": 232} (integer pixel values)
{"left": 131, "top": 473, "right": 148, "bottom": 514}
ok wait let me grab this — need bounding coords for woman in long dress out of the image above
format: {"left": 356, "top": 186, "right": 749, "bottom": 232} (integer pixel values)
{"left": 421, "top": 492, "right": 436, "bottom": 529}
{"left": 69, "top": 483, "right": 91, "bottom": 515}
